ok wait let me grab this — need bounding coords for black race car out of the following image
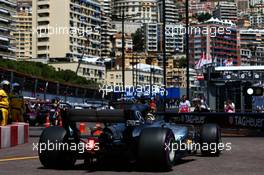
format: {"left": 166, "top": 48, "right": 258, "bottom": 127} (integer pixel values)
{"left": 38, "top": 104, "right": 221, "bottom": 171}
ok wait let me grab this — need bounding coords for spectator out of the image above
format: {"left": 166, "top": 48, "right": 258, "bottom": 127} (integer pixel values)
{"left": 0, "top": 80, "right": 10, "bottom": 126}
{"left": 193, "top": 98, "right": 209, "bottom": 112}
{"left": 149, "top": 99, "right": 157, "bottom": 112}
{"left": 200, "top": 95, "right": 209, "bottom": 109}
{"left": 179, "top": 95, "right": 191, "bottom": 113}
{"left": 224, "top": 99, "right": 235, "bottom": 113}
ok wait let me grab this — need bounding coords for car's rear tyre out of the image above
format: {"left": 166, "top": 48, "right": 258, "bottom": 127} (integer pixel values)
{"left": 200, "top": 123, "right": 221, "bottom": 156}
{"left": 38, "top": 126, "right": 76, "bottom": 169}
{"left": 137, "top": 127, "right": 176, "bottom": 171}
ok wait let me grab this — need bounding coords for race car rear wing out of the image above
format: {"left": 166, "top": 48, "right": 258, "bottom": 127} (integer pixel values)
{"left": 64, "top": 109, "right": 128, "bottom": 123}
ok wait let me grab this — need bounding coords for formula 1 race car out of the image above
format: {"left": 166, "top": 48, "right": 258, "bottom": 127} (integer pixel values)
{"left": 38, "top": 104, "right": 221, "bottom": 171}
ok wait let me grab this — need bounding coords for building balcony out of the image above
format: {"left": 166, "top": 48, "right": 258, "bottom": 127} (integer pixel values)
{"left": 37, "top": 50, "right": 49, "bottom": 55}
{"left": 38, "top": 8, "right": 50, "bottom": 14}
{"left": 37, "top": 33, "right": 49, "bottom": 38}
{"left": 37, "top": 0, "right": 49, "bottom": 6}
{"left": 37, "top": 41, "right": 49, "bottom": 46}
{"left": 0, "top": 13, "right": 11, "bottom": 21}
{"left": 37, "top": 17, "right": 49, "bottom": 22}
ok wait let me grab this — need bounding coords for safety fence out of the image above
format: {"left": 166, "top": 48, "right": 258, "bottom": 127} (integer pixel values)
{"left": 158, "top": 111, "right": 264, "bottom": 130}
{"left": 0, "top": 67, "right": 102, "bottom": 100}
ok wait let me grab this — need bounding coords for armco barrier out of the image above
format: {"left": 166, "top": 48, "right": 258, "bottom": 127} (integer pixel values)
{"left": 158, "top": 111, "right": 264, "bottom": 129}
{"left": 0, "top": 123, "right": 29, "bottom": 149}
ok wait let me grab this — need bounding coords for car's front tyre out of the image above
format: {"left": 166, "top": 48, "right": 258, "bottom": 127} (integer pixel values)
{"left": 200, "top": 123, "right": 221, "bottom": 156}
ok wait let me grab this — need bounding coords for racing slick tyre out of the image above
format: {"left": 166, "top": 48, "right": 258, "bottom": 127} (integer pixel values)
{"left": 38, "top": 126, "right": 76, "bottom": 169}
{"left": 137, "top": 127, "right": 176, "bottom": 171}
{"left": 200, "top": 123, "right": 221, "bottom": 156}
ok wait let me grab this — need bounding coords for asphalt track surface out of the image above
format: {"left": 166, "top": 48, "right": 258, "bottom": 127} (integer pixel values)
{"left": 0, "top": 135, "right": 264, "bottom": 175}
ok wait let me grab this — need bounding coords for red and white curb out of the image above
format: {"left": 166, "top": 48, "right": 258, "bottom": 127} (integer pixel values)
{"left": 0, "top": 123, "right": 29, "bottom": 149}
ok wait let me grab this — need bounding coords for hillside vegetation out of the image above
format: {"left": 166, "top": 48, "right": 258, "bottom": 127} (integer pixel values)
{"left": 0, "top": 59, "right": 98, "bottom": 88}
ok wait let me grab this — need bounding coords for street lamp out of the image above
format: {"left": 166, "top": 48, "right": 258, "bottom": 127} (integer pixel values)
{"left": 121, "top": 10, "right": 125, "bottom": 97}
{"left": 185, "top": 0, "right": 190, "bottom": 100}
{"left": 162, "top": 0, "right": 167, "bottom": 111}
{"left": 114, "top": 11, "right": 141, "bottom": 98}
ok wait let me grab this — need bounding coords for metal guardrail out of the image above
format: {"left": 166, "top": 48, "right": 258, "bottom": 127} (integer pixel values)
{"left": 156, "top": 111, "right": 264, "bottom": 129}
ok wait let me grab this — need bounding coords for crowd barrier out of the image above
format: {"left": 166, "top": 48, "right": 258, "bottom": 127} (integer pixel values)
{"left": 0, "top": 123, "right": 29, "bottom": 149}
{"left": 157, "top": 111, "right": 264, "bottom": 129}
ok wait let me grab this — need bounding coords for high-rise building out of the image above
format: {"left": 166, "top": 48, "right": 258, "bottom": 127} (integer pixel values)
{"left": 112, "top": 32, "right": 133, "bottom": 56}
{"left": 189, "top": 18, "right": 241, "bottom": 67}
{"left": 14, "top": 0, "right": 32, "bottom": 60}
{"left": 144, "top": 23, "right": 184, "bottom": 53}
{"left": 99, "top": 0, "right": 114, "bottom": 58}
{"left": 240, "top": 29, "right": 264, "bottom": 65}
{"left": 145, "top": 23, "right": 158, "bottom": 52}
{"left": 250, "top": 0, "right": 263, "bottom": 6}
{"left": 250, "top": 14, "right": 264, "bottom": 28}
{"left": 106, "top": 65, "right": 163, "bottom": 87}
{"left": 235, "top": 0, "right": 249, "bottom": 13}
{"left": 213, "top": 1, "right": 238, "bottom": 23}
{"left": 157, "top": 0, "right": 178, "bottom": 24}
{"left": 32, "top": 0, "right": 101, "bottom": 61}
{"left": 0, "top": 0, "right": 16, "bottom": 59}
{"left": 112, "top": 0, "right": 158, "bottom": 23}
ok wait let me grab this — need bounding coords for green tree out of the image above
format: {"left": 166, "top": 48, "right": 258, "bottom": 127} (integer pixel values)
{"left": 197, "top": 13, "right": 212, "bottom": 22}
{"left": 132, "top": 28, "right": 145, "bottom": 52}
{"left": 178, "top": 57, "right": 187, "bottom": 68}
{"left": 0, "top": 59, "right": 98, "bottom": 88}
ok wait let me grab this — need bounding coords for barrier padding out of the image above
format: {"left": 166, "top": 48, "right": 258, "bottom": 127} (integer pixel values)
{"left": 0, "top": 122, "right": 29, "bottom": 149}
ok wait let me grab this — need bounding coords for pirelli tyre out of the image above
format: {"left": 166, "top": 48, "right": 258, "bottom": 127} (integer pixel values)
{"left": 137, "top": 127, "right": 176, "bottom": 171}
{"left": 38, "top": 126, "right": 76, "bottom": 169}
{"left": 200, "top": 123, "right": 221, "bottom": 156}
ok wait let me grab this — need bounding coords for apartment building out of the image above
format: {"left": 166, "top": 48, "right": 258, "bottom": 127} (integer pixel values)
{"left": 112, "top": 32, "right": 132, "bottom": 56}
{"left": 106, "top": 64, "right": 163, "bottom": 87}
{"left": 157, "top": 0, "right": 178, "bottom": 24}
{"left": 0, "top": 0, "right": 16, "bottom": 59}
{"left": 144, "top": 23, "right": 184, "bottom": 53}
{"left": 240, "top": 29, "right": 264, "bottom": 65}
{"left": 145, "top": 23, "right": 158, "bottom": 52}
{"left": 240, "top": 29, "right": 264, "bottom": 48}
{"left": 250, "top": 0, "right": 263, "bottom": 6}
{"left": 114, "top": 52, "right": 159, "bottom": 70}
{"left": 235, "top": 0, "right": 249, "bottom": 13}
{"left": 99, "top": 0, "right": 114, "bottom": 58}
{"left": 112, "top": 0, "right": 158, "bottom": 23}
{"left": 32, "top": 0, "right": 101, "bottom": 61}
{"left": 167, "top": 67, "right": 197, "bottom": 88}
{"left": 13, "top": 0, "right": 32, "bottom": 60}
{"left": 189, "top": 18, "right": 241, "bottom": 67}
{"left": 189, "top": 1, "right": 214, "bottom": 16}
{"left": 213, "top": 1, "right": 238, "bottom": 23}
{"left": 250, "top": 15, "right": 264, "bottom": 28}
{"left": 50, "top": 59, "right": 106, "bottom": 84}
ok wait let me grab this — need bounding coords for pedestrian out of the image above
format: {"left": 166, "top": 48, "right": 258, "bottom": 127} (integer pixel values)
{"left": 179, "top": 95, "right": 191, "bottom": 113}
{"left": 0, "top": 80, "right": 10, "bottom": 126}
{"left": 9, "top": 83, "right": 25, "bottom": 122}
{"left": 224, "top": 99, "right": 235, "bottom": 113}
{"left": 149, "top": 99, "right": 157, "bottom": 112}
